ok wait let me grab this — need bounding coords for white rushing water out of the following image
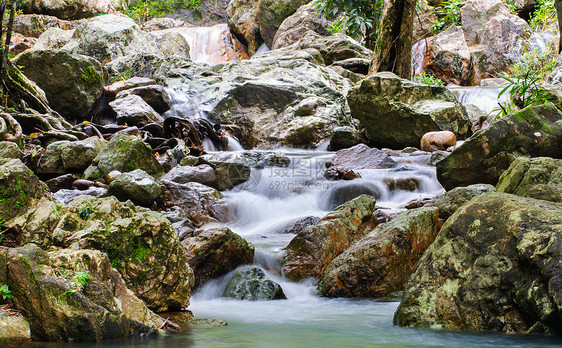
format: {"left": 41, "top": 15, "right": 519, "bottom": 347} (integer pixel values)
{"left": 181, "top": 151, "right": 562, "bottom": 348}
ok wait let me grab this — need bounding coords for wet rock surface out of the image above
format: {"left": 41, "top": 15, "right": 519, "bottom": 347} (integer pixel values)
{"left": 437, "top": 103, "right": 562, "bottom": 190}
{"left": 395, "top": 193, "right": 562, "bottom": 334}
{"left": 222, "top": 265, "right": 286, "bottom": 300}
{"left": 282, "top": 195, "right": 377, "bottom": 280}
{"left": 317, "top": 207, "right": 441, "bottom": 298}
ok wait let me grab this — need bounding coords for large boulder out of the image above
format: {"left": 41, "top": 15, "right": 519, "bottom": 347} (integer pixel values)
{"left": 0, "top": 244, "right": 156, "bottom": 342}
{"left": 282, "top": 195, "right": 377, "bottom": 280}
{"left": 13, "top": 49, "right": 107, "bottom": 121}
{"left": 35, "top": 137, "right": 105, "bottom": 175}
{"left": 272, "top": 4, "right": 328, "bottom": 50}
{"left": 21, "top": 0, "right": 121, "bottom": 20}
{"left": 348, "top": 72, "right": 472, "bottom": 149}
{"left": 0, "top": 310, "right": 30, "bottom": 345}
{"left": 317, "top": 207, "right": 441, "bottom": 298}
{"left": 425, "top": 184, "right": 496, "bottom": 221}
{"left": 394, "top": 193, "right": 562, "bottom": 334}
{"left": 51, "top": 195, "right": 194, "bottom": 312}
{"left": 108, "top": 169, "right": 162, "bottom": 207}
{"left": 47, "top": 248, "right": 164, "bottom": 330}
{"left": 84, "top": 134, "right": 162, "bottom": 182}
{"left": 34, "top": 28, "right": 74, "bottom": 50}
{"left": 461, "top": 0, "right": 534, "bottom": 78}
{"left": 226, "top": 0, "right": 261, "bottom": 55}
{"left": 109, "top": 95, "right": 163, "bottom": 127}
{"left": 223, "top": 265, "right": 286, "bottom": 300}
{"left": 256, "top": 0, "right": 309, "bottom": 48}
{"left": 62, "top": 14, "right": 161, "bottom": 64}
{"left": 182, "top": 227, "right": 254, "bottom": 288}
{"left": 436, "top": 103, "right": 562, "bottom": 190}
{"left": 496, "top": 157, "right": 562, "bottom": 203}
{"left": 327, "top": 144, "right": 397, "bottom": 171}
{"left": 282, "top": 31, "right": 373, "bottom": 65}
{"left": 13, "top": 14, "right": 82, "bottom": 38}
{"left": 0, "top": 159, "right": 51, "bottom": 222}
{"left": 424, "top": 26, "right": 479, "bottom": 86}
{"left": 160, "top": 181, "right": 230, "bottom": 227}
{"left": 160, "top": 49, "right": 353, "bottom": 149}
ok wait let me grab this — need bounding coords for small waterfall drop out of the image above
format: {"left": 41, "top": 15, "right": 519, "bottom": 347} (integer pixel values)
{"left": 177, "top": 24, "right": 249, "bottom": 64}
{"left": 411, "top": 38, "right": 428, "bottom": 77}
{"left": 448, "top": 85, "right": 510, "bottom": 114}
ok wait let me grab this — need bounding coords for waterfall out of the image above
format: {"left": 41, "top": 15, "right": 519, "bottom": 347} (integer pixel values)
{"left": 177, "top": 24, "right": 249, "bottom": 64}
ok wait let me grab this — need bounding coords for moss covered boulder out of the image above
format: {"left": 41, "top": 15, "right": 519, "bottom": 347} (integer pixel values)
{"left": 182, "top": 227, "right": 254, "bottom": 288}
{"left": 0, "top": 244, "right": 156, "bottom": 342}
{"left": 496, "top": 157, "right": 562, "bottom": 203}
{"left": 0, "top": 159, "right": 51, "bottom": 222}
{"left": 0, "top": 141, "right": 23, "bottom": 160}
{"left": 13, "top": 49, "right": 107, "bottom": 121}
{"left": 62, "top": 14, "right": 161, "bottom": 64}
{"left": 84, "top": 134, "right": 162, "bottom": 182}
{"left": 317, "top": 207, "right": 441, "bottom": 298}
{"left": 35, "top": 137, "right": 105, "bottom": 175}
{"left": 108, "top": 169, "right": 161, "bottom": 207}
{"left": 348, "top": 72, "right": 472, "bottom": 149}
{"left": 394, "top": 192, "right": 562, "bottom": 334}
{"left": 256, "top": 0, "right": 309, "bottom": 47}
{"left": 51, "top": 195, "right": 193, "bottom": 312}
{"left": 425, "top": 184, "right": 496, "bottom": 221}
{"left": 437, "top": 103, "right": 562, "bottom": 190}
{"left": 0, "top": 310, "right": 31, "bottom": 345}
{"left": 282, "top": 194, "right": 377, "bottom": 281}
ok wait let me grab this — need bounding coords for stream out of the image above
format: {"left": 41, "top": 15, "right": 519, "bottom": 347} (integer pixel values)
{"left": 37, "top": 28, "right": 562, "bottom": 347}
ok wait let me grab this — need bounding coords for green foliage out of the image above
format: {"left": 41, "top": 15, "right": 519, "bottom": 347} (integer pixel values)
{"left": 59, "top": 272, "right": 92, "bottom": 298}
{"left": 494, "top": 43, "right": 556, "bottom": 119}
{"left": 0, "top": 284, "right": 12, "bottom": 300}
{"left": 529, "top": 0, "right": 557, "bottom": 31}
{"left": 312, "top": 0, "right": 384, "bottom": 49}
{"left": 415, "top": 72, "right": 445, "bottom": 86}
{"left": 123, "top": 0, "right": 201, "bottom": 23}
{"left": 431, "top": 0, "right": 464, "bottom": 34}
{"left": 78, "top": 204, "right": 93, "bottom": 220}
{"left": 510, "top": 44, "right": 556, "bottom": 82}
{"left": 495, "top": 72, "right": 552, "bottom": 119}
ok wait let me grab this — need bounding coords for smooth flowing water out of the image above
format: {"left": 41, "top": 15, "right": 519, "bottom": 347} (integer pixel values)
{"left": 40, "top": 152, "right": 562, "bottom": 347}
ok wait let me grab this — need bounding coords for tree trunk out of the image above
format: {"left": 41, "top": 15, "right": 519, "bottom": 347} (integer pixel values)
{"left": 369, "top": 0, "right": 416, "bottom": 79}
{"left": 1, "top": 0, "right": 17, "bottom": 81}
{"left": 556, "top": 0, "right": 562, "bottom": 54}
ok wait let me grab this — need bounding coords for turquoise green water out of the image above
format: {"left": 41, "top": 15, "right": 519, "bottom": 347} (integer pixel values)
{"left": 31, "top": 298, "right": 562, "bottom": 348}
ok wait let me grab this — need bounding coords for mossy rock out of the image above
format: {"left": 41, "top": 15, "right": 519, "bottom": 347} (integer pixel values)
{"left": 0, "top": 244, "right": 156, "bottom": 342}
{"left": 0, "top": 159, "right": 51, "bottom": 222}
{"left": 13, "top": 49, "right": 107, "bottom": 121}
{"left": 51, "top": 195, "right": 193, "bottom": 312}
{"left": 394, "top": 192, "right": 562, "bottom": 334}
{"left": 223, "top": 265, "right": 286, "bottom": 300}
{"left": 84, "top": 134, "right": 162, "bottom": 182}
{"left": 282, "top": 194, "right": 377, "bottom": 281}
{"left": 317, "top": 207, "right": 441, "bottom": 298}
{"left": 496, "top": 157, "right": 562, "bottom": 203}
{"left": 437, "top": 103, "right": 562, "bottom": 190}
{"left": 348, "top": 72, "right": 472, "bottom": 149}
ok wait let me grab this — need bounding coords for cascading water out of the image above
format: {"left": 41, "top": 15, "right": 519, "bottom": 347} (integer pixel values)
{"left": 178, "top": 24, "right": 249, "bottom": 64}
{"left": 179, "top": 151, "right": 562, "bottom": 347}
{"left": 448, "top": 85, "right": 511, "bottom": 114}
